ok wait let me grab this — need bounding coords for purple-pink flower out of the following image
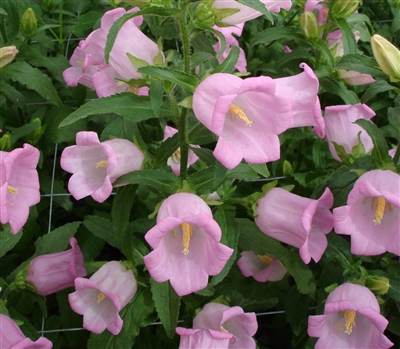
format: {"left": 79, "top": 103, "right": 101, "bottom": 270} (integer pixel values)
{"left": 26, "top": 237, "right": 87, "bottom": 296}
{"left": 68, "top": 261, "right": 137, "bottom": 335}
{"left": 308, "top": 283, "right": 394, "bottom": 349}
{"left": 255, "top": 187, "right": 334, "bottom": 264}
{"left": 0, "top": 143, "right": 40, "bottom": 235}
{"left": 333, "top": 170, "right": 400, "bottom": 256}
{"left": 237, "top": 251, "right": 286, "bottom": 282}
{"left": 60, "top": 131, "right": 144, "bottom": 203}
{"left": 338, "top": 69, "right": 376, "bottom": 85}
{"left": 176, "top": 328, "right": 233, "bottom": 349}
{"left": 143, "top": 193, "right": 233, "bottom": 296}
{"left": 0, "top": 314, "right": 53, "bottom": 349}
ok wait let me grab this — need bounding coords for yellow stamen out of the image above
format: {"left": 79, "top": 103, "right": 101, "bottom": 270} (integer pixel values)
{"left": 173, "top": 228, "right": 177, "bottom": 238}
{"left": 127, "top": 86, "right": 139, "bottom": 94}
{"left": 372, "top": 196, "right": 387, "bottom": 225}
{"left": 323, "top": 8, "right": 329, "bottom": 16}
{"left": 181, "top": 222, "right": 193, "bottom": 256}
{"left": 342, "top": 311, "right": 356, "bottom": 335}
{"left": 7, "top": 185, "right": 18, "bottom": 195}
{"left": 8, "top": 203, "right": 14, "bottom": 206}
{"left": 97, "top": 292, "right": 106, "bottom": 304}
{"left": 76, "top": 60, "right": 84, "bottom": 67}
{"left": 96, "top": 160, "right": 107, "bottom": 168}
{"left": 171, "top": 148, "right": 181, "bottom": 163}
{"left": 220, "top": 325, "right": 229, "bottom": 333}
{"left": 258, "top": 255, "right": 273, "bottom": 265}
{"left": 116, "top": 80, "right": 126, "bottom": 86}
{"left": 229, "top": 104, "right": 253, "bottom": 127}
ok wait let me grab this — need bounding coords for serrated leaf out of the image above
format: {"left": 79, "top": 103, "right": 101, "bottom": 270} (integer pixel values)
{"left": 194, "top": 23, "right": 226, "bottom": 59}
{"left": 237, "top": 0, "right": 273, "bottom": 23}
{"left": 335, "top": 54, "right": 387, "bottom": 80}
{"left": 7, "top": 62, "right": 61, "bottom": 106}
{"left": 10, "top": 119, "right": 40, "bottom": 144}
{"left": 187, "top": 167, "right": 216, "bottom": 194}
{"left": 152, "top": 133, "right": 179, "bottom": 168}
{"left": 314, "top": 39, "right": 335, "bottom": 68}
{"left": 150, "top": 280, "right": 180, "bottom": 339}
{"left": 252, "top": 27, "right": 304, "bottom": 46}
{"left": 335, "top": 18, "right": 357, "bottom": 55}
{"left": 211, "top": 46, "right": 240, "bottom": 74}
{"left": 149, "top": 78, "right": 164, "bottom": 117}
{"left": 138, "top": 66, "right": 198, "bottom": 94}
{"left": 112, "top": 185, "right": 137, "bottom": 238}
{"left": 0, "top": 225, "right": 22, "bottom": 258}
{"left": 224, "top": 163, "right": 259, "bottom": 181}
{"left": 83, "top": 216, "right": 122, "bottom": 249}
{"left": 248, "top": 163, "right": 270, "bottom": 178}
{"left": 361, "top": 80, "right": 398, "bottom": 103}
{"left": 320, "top": 77, "right": 359, "bottom": 104}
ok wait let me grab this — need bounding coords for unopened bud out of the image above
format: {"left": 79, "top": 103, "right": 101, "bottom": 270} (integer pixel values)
{"left": 365, "top": 275, "right": 390, "bottom": 295}
{"left": 41, "top": 0, "right": 54, "bottom": 13}
{"left": 300, "top": 12, "right": 319, "bottom": 39}
{"left": 20, "top": 8, "right": 37, "bottom": 38}
{"left": 331, "top": 0, "right": 361, "bottom": 18}
{"left": 0, "top": 46, "right": 18, "bottom": 68}
{"left": 371, "top": 34, "right": 400, "bottom": 82}
{"left": 109, "top": 0, "right": 121, "bottom": 7}
{"left": 282, "top": 160, "right": 293, "bottom": 176}
{"left": 195, "top": 1, "right": 217, "bottom": 27}
{"left": 0, "top": 133, "right": 11, "bottom": 151}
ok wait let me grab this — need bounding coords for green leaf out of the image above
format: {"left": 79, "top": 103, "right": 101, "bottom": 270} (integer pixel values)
{"left": 150, "top": 280, "right": 180, "bottom": 339}
{"left": 152, "top": 133, "right": 179, "bottom": 168}
{"left": 138, "top": 66, "right": 198, "bottom": 94}
{"left": 314, "top": 39, "right": 335, "bottom": 68}
{"left": 149, "top": 78, "right": 164, "bottom": 117}
{"left": 113, "top": 169, "right": 182, "bottom": 196}
{"left": 83, "top": 216, "right": 122, "bottom": 249}
{"left": 211, "top": 46, "right": 240, "bottom": 74}
{"left": 7, "top": 62, "right": 61, "bottom": 106}
{"left": 248, "top": 163, "right": 270, "bottom": 178}
{"left": 224, "top": 163, "right": 259, "bottom": 181}
{"left": 361, "top": 80, "right": 397, "bottom": 103}
{"left": 35, "top": 222, "right": 81, "bottom": 255}
{"left": 335, "top": 54, "right": 387, "bottom": 80}
{"left": 112, "top": 185, "right": 137, "bottom": 238}
{"left": 335, "top": 18, "right": 357, "bottom": 55}
{"left": 237, "top": 0, "right": 273, "bottom": 23}
{"left": 0, "top": 225, "right": 22, "bottom": 258}
{"left": 194, "top": 23, "right": 226, "bottom": 59}
{"left": 252, "top": 27, "right": 304, "bottom": 46}
{"left": 320, "top": 77, "right": 359, "bottom": 104}
{"left": 9, "top": 119, "right": 40, "bottom": 145}
{"left": 284, "top": 286, "right": 309, "bottom": 336}
{"left": 388, "top": 106, "right": 400, "bottom": 135}
{"left": 59, "top": 93, "right": 164, "bottom": 127}
{"left": 187, "top": 167, "right": 216, "bottom": 194}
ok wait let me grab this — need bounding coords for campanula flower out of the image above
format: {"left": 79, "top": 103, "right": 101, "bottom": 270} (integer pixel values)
{"left": 176, "top": 328, "right": 233, "bottom": 349}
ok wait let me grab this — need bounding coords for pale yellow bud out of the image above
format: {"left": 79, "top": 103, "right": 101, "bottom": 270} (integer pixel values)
{"left": 300, "top": 12, "right": 319, "bottom": 39}
{"left": 0, "top": 46, "right": 18, "bottom": 68}
{"left": 371, "top": 34, "right": 400, "bottom": 82}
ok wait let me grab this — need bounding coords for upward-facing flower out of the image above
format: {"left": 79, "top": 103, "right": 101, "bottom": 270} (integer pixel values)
{"left": 333, "top": 170, "right": 400, "bottom": 256}
{"left": 308, "top": 283, "right": 394, "bottom": 349}
{"left": 0, "top": 143, "right": 40, "bottom": 235}
{"left": 60, "top": 131, "right": 144, "bottom": 203}
{"left": 176, "top": 328, "right": 233, "bottom": 349}
{"left": 143, "top": 193, "right": 233, "bottom": 296}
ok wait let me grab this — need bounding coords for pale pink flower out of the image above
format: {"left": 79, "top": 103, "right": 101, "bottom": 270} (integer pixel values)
{"left": 60, "top": 131, "right": 144, "bottom": 203}
{"left": 237, "top": 251, "right": 286, "bottom": 282}
{"left": 26, "top": 237, "right": 87, "bottom": 296}
{"left": 284, "top": 45, "right": 292, "bottom": 53}
{"left": 338, "top": 70, "right": 376, "bottom": 85}
{"left": 143, "top": 193, "right": 234, "bottom": 296}
{"left": 308, "top": 283, "right": 394, "bottom": 349}
{"left": 192, "top": 73, "right": 292, "bottom": 169}
{"left": 68, "top": 261, "right": 137, "bottom": 335}
{"left": 389, "top": 147, "right": 397, "bottom": 158}
{"left": 163, "top": 126, "right": 199, "bottom": 176}
{"left": 0, "top": 314, "right": 53, "bottom": 349}
{"left": 193, "top": 303, "right": 258, "bottom": 349}
{"left": 0, "top": 143, "right": 40, "bottom": 235}
{"left": 255, "top": 187, "right": 334, "bottom": 264}
{"left": 324, "top": 104, "right": 375, "bottom": 161}
{"left": 333, "top": 170, "right": 400, "bottom": 256}
{"left": 176, "top": 328, "right": 233, "bottom": 349}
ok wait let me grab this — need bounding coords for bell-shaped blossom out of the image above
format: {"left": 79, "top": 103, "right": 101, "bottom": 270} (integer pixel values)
{"left": 193, "top": 303, "right": 258, "bottom": 349}
{"left": 212, "top": 0, "right": 291, "bottom": 25}
{"left": 68, "top": 261, "right": 137, "bottom": 335}
{"left": 0, "top": 143, "right": 40, "bottom": 235}
{"left": 338, "top": 70, "right": 376, "bottom": 85}
{"left": 255, "top": 187, "right": 334, "bottom": 264}
{"left": 143, "top": 193, "right": 233, "bottom": 296}
{"left": 176, "top": 328, "right": 234, "bottom": 349}
{"left": 213, "top": 24, "right": 247, "bottom": 73}
{"left": 333, "top": 170, "right": 400, "bottom": 256}
{"left": 308, "top": 283, "right": 394, "bottom": 349}
{"left": 60, "top": 131, "right": 144, "bottom": 203}
{"left": 324, "top": 104, "right": 375, "bottom": 161}
{"left": 192, "top": 73, "right": 292, "bottom": 169}
{"left": 26, "top": 237, "right": 87, "bottom": 296}
{"left": 163, "top": 126, "right": 199, "bottom": 176}
{"left": 0, "top": 314, "right": 53, "bottom": 349}
{"left": 237, "top": 251, "right": 286, "bottom": 282}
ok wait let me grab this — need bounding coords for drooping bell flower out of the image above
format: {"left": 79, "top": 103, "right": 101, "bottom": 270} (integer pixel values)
{"left": 26, "top": 237, "right": 87, "bottom": 296}
{"left": 163, "top": 126, "right": 199, "bottom": 176}
{"left": 60, "top": 131, "right": 144, "bottom": 203}
{"left": 0, "top": 143, "right": 40, "bottom": 235}
{"left": 338, "top": 70, "right": 376, "bottom": 85}
{"left": 143, "top": 193, "right": 234, "bottom": 296}
{"left": 0, "top": 314, "right": 53, "bottom": 349}
{"left": 68, "top": 261, "right": 137, "bottom": 335}
{"left": 176, "top": 328, "right": 234, "bottom": 349}
{"left": 308, "top": 283, "right": 394, "bottom": 349}
{"left": 192, "top": 73, "right": 292, "bottom": 169}
{"left": 237, "top": 251, "right": 286, "bottom": 282}
{"left": 255, "top": 187, "right": 334, "bottom": 264}
{"left": 193, "top": 303, "right": 258, "bottom": 349}
{"left": 324, "top": 103, "right": 375, "bottom": 161}
{"left": 333, "top": 170, "right": 400, "bottom": 256}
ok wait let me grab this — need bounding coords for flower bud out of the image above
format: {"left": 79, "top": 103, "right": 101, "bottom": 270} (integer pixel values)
{"left": 0, "top": 46, "right": 18, "bottom": 68}
{"left": 331, "top": 0, "right": 361, "bottom": 18}
{"left": 195, "top": 1, "right": 217, "bottom": 27}
{"left": 393, "top": 0, "right": 400, "bottom": 8}
{"left": 20, "top": 8, "right": 37, "bottom": 38}
{"left": 371, "top": 34, "right": 400, "bottom": 82}
{"left": 41, "top": 0, "right": 54, "bottom": 13}
{"left": 109, "top": 0, "right": 121, "bottom": 7}
{"left": 0, "top": 133, "right": 11, "bottom": 151}
{"left": 365, "top": 275, "right": 390, "bottom": 295}
{"left": 300, "top": 12, "right": 319, "bottom": 39}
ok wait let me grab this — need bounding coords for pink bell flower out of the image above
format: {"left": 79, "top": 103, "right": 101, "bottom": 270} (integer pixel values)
{"left": 212, "top": 0, "right": 291, "bottom": 25}
{"left": 255, "top": 187, "right": 334, "bottom": 264}
{"left": 324, "top": 103, "right": 375, "bottom": 161}
{"left": 0, "top": 314, "right": 53, "bottom": 349}
{"left": 308, "top": 283, "right": 394, "bottom": 349}
{"left": 163, "top": 126, "right": 199, "bottom": 176}
{"left": 143, "top": 193, "right": 234, "bottom": 296}
{"left": 237, "top": 251, "right": 287, "bottom": 282}
{"left": 60, "top": 131, "right": 144, "bottom": 203}
{"left": 333, "top": 170, "right": 400, "bottom": 256}
{"left": 176, "top": 328, "right": 234, "bottom": 349}
{"left": 192, "top": 303, "right": 258, "bottom": 349}
{"left": 68, "top": 261, "right": 137, "bottom": 335}
{"left": 0, "top": 143, "right": 40, "bottom": 235}
{"left": 338, "top": 70, "right": 376, "bottom": 85}
{"left": 192, "top": 73, "right": 292, "bottom": 169}
{"left": 26, "top": 237, "right": 87, "bottom": 296}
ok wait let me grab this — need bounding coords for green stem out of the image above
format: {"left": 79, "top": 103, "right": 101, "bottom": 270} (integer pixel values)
{"left": 59, "top": 2, "right": 64, "bottom": 55}
{"left": 178, "top": 108, "right": 189, "bottom": 180}
{"left": 315, "top": 15, "right": 334, "bottom": 69}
